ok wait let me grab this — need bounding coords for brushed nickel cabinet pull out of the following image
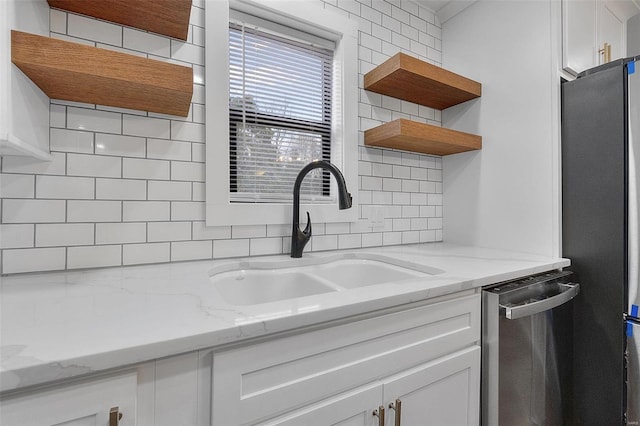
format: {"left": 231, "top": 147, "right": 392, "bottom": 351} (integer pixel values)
{"left": 109, "top": 406, "right": 123, "bottom": 426}
{"left": 389, "top": 398, "right": 402, "bottom": 425}
{"left": 373, "top": 405, "right": 385, "bottom": 426}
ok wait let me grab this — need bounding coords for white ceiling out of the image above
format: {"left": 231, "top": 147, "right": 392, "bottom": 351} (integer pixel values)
{"left": 413, "top": 0, "right": 640, "bottom": 24}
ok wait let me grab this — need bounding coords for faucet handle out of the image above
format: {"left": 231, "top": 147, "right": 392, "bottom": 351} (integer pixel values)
{"left": 302, "top": 211, "right": 312, "bottom": 237}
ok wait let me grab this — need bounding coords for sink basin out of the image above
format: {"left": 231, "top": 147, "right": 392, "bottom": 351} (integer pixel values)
{"left": 313, "top": 258, "right": 426, "bottom": 288}
{"left": 209, "top": 252, "right": 444, "bottom": 305}
{"left": 210, "top": 270, "right": 335, "bottom": 305}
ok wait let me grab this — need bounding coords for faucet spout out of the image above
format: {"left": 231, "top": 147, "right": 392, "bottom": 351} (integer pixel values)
{"left": 291, "top": 160, "right": 352, "bottom": 258}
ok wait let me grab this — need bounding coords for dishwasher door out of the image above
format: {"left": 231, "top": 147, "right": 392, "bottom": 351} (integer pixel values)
{"left": 482, "top": 271, "right": 580, "bottom": 426}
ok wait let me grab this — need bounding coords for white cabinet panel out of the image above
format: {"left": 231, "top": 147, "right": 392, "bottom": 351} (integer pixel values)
{"left": 212, "top": 293, "right": 479, "bottom": 425}
{"left": 382, "top": 346, "right": 481, "bottom": 426}
{"left": 259, "top": 384, "right": 383, "bottom": 426}
{"left": 0, "top": 371, "right": 137, "bottom": 426}
{"left": 562, "top": 0, "right": 597, "bottom": 75}
{"left": 598, "top": 2, "right": 626, "bottom": 63}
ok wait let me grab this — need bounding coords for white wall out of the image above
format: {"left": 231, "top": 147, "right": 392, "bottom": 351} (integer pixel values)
{"left": 0, "top": 0, "right": 447, "bottom": 274}
{"left": 629, "top": 12, "right": 640, "bottom": 56}
{"left": 441, "top": 0, "right": 561, "bottom": 256}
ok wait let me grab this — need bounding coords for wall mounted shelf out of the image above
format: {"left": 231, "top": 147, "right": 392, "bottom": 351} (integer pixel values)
{"left": 364, "top": 53, "right": 482, "bottom": 156}
{"left": 47, "top": 0, "right": 192, "bottom": 41}
{"left": 364, "top": 53, "right": 481, "bottom": 110}
{"left": 365, "top": 119, "right": 481, "bottom": 156}
{"left": 11, "top": 31, "right": 193, "bottom": 117}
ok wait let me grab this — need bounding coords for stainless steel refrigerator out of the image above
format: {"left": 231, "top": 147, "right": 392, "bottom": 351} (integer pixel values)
{"left": 562, "top": 55, "right": 640, "bottom": 425}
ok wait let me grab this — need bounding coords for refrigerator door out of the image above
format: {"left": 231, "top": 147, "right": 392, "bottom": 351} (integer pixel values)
{"left": 627, "top": 320, "right": 640, "bottom": 425}
{"left": 629, "top": 59, "right": 640, "bottom": 317}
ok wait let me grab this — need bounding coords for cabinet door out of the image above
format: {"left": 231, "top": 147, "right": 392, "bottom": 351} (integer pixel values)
{"left": 562, "top": 0, "right": 597, "bottom": 75}
{"left": 598, "top": 1, "right": 626, "bottom": 64}
{"left": 258, "top": 384, "right": 383, "bottom": 426}
{"left": 0, "top": 371, "right": 137, "bottom": 426}
{"left": 382, "top": 346, "right": 480, "bottom": 426}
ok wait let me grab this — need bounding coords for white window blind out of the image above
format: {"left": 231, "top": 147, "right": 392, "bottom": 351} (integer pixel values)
{"left": 229, "top": 16, "right": 334, "bottom": 204}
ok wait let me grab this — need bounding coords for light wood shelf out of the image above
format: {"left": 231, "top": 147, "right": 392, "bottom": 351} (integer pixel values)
{"left": 364, "top": 53, "right": 481, "bottom": 110}
{"left": 47, "top": 0, "right": 192, "bottom": 41}
{"left": 364, "top": 119, "right": 481, "bottom": 156}
{"left": 11, "top": 30, "right": 193, "bottom": 117}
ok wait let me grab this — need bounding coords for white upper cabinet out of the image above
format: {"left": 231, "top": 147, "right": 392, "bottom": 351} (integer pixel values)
{"left": 0, "top": 0, "right": 51, "bottom": 160}
{"left": 562, "top": 0, "right": 635, "bottom": 75}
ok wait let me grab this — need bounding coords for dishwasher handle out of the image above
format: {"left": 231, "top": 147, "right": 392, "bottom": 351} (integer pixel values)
{"left": 500, "top": 282, "right": 580, "bottom": 320}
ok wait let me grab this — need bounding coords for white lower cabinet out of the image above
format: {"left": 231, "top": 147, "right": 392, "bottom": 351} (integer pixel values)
{"left": 212, "top": 291, "right": 481, "bottom": 426}
{"left": 0, "top": 370, "right": 138, "bottom": 426}
{"left": 0, "top": 291, "right": 481, "bottom": 426}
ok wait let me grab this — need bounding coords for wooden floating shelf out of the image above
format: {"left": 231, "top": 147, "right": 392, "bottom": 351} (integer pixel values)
{"left": 11, "top": 31, "right": 193, "bottom": 117}
{"left": 364, "top": 53, "right": 481, "bottom": 110}
{"left": 47, "top": 0, "right": 192, "bottom": 41}
{"left": 365, "top": 119, "right": 481, "bottom": 156}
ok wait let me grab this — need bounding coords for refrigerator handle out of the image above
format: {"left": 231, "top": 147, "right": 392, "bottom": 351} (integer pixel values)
{"left": 500, "top": 283, "right": 580, "bottom": 320}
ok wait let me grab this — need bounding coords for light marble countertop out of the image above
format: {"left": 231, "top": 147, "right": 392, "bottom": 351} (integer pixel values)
{"left": 0, "top": 243, "right": 569, "bottom": 393}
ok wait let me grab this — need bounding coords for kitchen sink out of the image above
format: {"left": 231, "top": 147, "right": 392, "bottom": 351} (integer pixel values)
{"left": 210, "top": 270, "right": 337, "bottom": 305}
{"left": 209, "top": 252, "right": 444, "bottom": 305}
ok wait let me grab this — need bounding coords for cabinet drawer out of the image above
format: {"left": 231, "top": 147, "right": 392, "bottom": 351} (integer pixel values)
{"left": 0, "top": 370, "right": 137, "bottom": 426}
{"left": 212, "top": 293, "right": 480, "bottom": 425}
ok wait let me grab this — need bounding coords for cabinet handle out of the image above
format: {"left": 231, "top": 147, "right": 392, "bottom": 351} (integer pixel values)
{"left": 389, "top": 398, "right": 402, "bottom": 425}
{"left": 599, "top": 42, "right": 611, "bottom": 63}
{"left": 373, "top": 405, "right": 385, "bottom": 426}
{"left": 109, "top": 406, "right": 123, "bottom": 426}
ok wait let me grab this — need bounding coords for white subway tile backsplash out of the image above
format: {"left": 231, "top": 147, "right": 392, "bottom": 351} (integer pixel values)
{"left": 171, "top": 202, "right": 205, "bottom": 221}
{"left": 50, "top": 128, "right": 94, "bottom": 153}
{"left": 95, "top": 134, "right": 146, "bottom": 158}
{"left": 68, "top": 154, "right": 121, "bottom": 178}
{"left": 1, "top": 152, "right": 66, "bottom": 175}
{"left": 123, "top": 115, "right": 170, "bottom": 139}
{"left": 148, "top": 221, "right": 191, "bottom": 242}
{"left": 170, "top": 161, "right": 205, "bottom": 182}
{"left": 123, "top": 201, "right": 170, "bottom": 222}
{"left": 68, "top": 245, "right": 121, "bottom": 269}
{"left": 250, "top": 237, "right": 283, "bottom": 256}
{"left": 36, "top": 175, "right": 94, "bottom": 199}
{"left": 68, "top": 13, "right": 122, "bottom": 46}
{"left": 123, "top": 158, "right": 170, "bottom": 180}
{"left": 123, "top": 28, "right": 170, "bottom": 57}
{"left": 2, "top": 199, "right": 66, "bottom": 223}
{"left": 50, "top": 104, "right": 66, "bottom": 128}
{"left": 123, "top": 243, "right": 170, "bottom": 265}
{"left": 67, "top": 107, "right": 121, "bottom": 134}
{"left": 171, "top": 121, "right": 205, "bottom": 143}
{"left": 96, "top": 222, "right": 146, "bottom": 244}
{"left": 147, "top": 181, "right": 191, "bottom": 201}
{"left": 96, "top": 179, "right": 146, "bottom": 200}
{"left": 50, "top": 8, "right": 67, "bottom": 34}
{"left": 0, "top": 174, "right": 34, "bottom": 198}
{"left": 36, "top": 223, "right": 94, "bottom": 247}
{"left": 0, "top": 0, "right": 445, "bottom": 274}
{"left": 213, "top": 239, "right": 250, "bottom": 259}
{"left": 0, "top": 224, "right": 34, "bottom": 249}
{"left": 192, "top": 222, "right": 231, "bottom": 240}
{"left": 171, "top": 240, "right": 212, "bottom": 261}
{"left": 171, "top": 40, "right": 204, "bottom": 65}
{"left": 68, "top": 200, "right": 121, "bottom": 222}
{"left": 147, "top": 139, "right": 192, "bottom": 161}
{"left": 2, "top": 248, "right": 66, "bottom": 274}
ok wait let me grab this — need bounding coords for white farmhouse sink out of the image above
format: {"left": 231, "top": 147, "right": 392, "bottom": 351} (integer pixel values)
{"left": 209, "top": 252, "right": 444, "bottom": 305}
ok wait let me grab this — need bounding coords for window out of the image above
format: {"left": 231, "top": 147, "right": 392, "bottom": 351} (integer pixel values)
{"left": 206, "top": 0, "right": 358, "bottom": 226}
{"left": 229, "top": 18, "right": 333, "bottom": 203}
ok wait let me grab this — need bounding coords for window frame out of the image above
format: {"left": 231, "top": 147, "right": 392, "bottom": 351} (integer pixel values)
{"left": 206, "top": 0, "right": 359, "bottom": 226}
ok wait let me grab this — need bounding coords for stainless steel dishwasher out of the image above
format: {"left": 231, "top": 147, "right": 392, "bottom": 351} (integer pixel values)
{"left": 482, "top": 271, "right": 580, "bottom": 425}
